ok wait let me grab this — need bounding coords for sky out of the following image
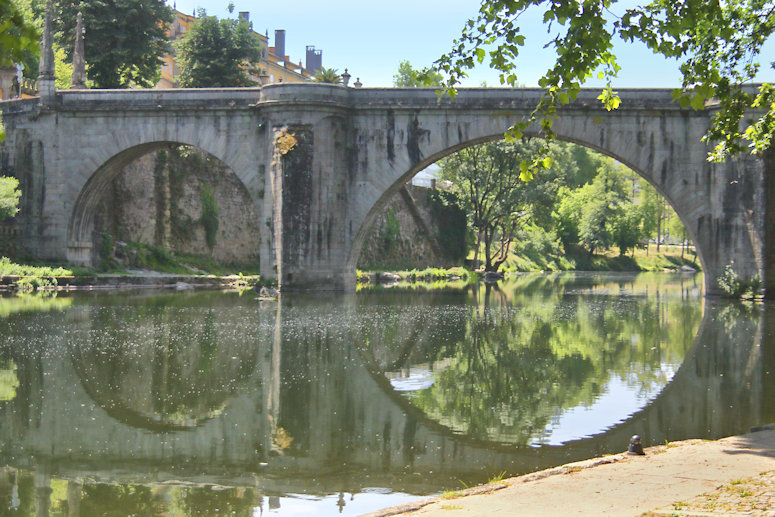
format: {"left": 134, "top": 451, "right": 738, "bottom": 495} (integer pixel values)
{"left": 168, "top": 0, "right": 775, "bottom": 89}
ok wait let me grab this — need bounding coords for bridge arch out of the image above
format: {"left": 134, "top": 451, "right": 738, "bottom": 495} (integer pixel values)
{"left": 66, "top": 140, "right": 263, "bottom": 265}
{"left": 340, "top": 91, "right": 763, "bottom": 294}
{"left": 347, "top": 129, "right": 710, "bottom": 278}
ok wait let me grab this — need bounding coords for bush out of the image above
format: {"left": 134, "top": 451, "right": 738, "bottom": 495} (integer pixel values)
{"left": 717, "top": 263, "right": 760, "bottom": 299}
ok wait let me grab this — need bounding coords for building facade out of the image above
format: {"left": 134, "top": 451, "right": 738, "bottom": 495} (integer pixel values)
{"left": 157, "top": 9, "right": 321, "bottom": 89}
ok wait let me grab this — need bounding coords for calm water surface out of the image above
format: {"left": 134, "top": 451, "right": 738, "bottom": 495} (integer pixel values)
{"left": 1, "top": 272, "right": 773, "bottom": 516}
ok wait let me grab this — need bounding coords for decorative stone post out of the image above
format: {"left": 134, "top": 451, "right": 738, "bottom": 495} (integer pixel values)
{"left": 70, "top": 12, "right": 86, "bottom": 89}
{"left": 37, "top": 0, "right": 56, "bottom": 106}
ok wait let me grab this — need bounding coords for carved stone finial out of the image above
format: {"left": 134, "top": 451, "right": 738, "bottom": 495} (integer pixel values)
{"left": 37, "top": 0, "right": 56, "bottom": 104}
{"left": 38, "top": 0, "right": 55, "bottom": 81}
{"left": 71, "top": 12, "right": 86, "bottom": 89}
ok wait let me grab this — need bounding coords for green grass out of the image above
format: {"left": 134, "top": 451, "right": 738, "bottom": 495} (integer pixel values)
{"left": 0, "top": 256, "right": 75, "bottom": 290}
{"left": 499, "top": 244, "right": 700, "bottom": 273}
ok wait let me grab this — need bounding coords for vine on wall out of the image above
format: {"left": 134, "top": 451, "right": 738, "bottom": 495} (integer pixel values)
{"left": 200, "top": 184, "right": 220, "bottom": 250}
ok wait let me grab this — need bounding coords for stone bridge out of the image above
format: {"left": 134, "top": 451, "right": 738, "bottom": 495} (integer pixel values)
{"left": 0, "top": 84, "right": 771, "bottom": 293}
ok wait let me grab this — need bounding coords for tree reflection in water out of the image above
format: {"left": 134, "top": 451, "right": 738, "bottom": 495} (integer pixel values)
{"left": 379, "top": 274, "right": 702, "bottom": 445}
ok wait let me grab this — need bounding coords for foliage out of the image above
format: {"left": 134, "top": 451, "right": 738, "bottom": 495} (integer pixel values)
{"left": 0, "top": 0, "right": 38, "bottom": 141}
{"left": 552, "top": 185, "right": 586, "bottom": 250}
{"left": 199, "top": 184, "right": 219, "bottom": 249}
{"left": 393, "top": 60, "right": 444, "bottom": 87}
{"left": 612, "top": 204, "right": 644, "bottom": 256}
{"left": 99, "top": 232, "right": 114, "bottom": 267}
{"left": 175, "top": 10, "right": 263, "bottom": 87}
{"left": 439, "top": 139, "right": 574, "bottom": 271}
{"left": 313, "top": 66, "right": 342, "bottom": 83}
{"left": 0, "top": 0, "right": 39, "bottom": 69}
{"left": 381, "top": 207, "right": 401, "bottom": 252}
{"left": 435, "top": 0, "right": 775, "bottom": 175}
{"left": 0, "top": 176, "right": 21, "bottom": 220}
{"left": 52, "top": 0, "right": 173, "bottom": 88}
{"left": 0, "top": 256, "right": 72, "bottom": 291}
{"left": 101, "top": 241, "right": 260, "bottom": 276}
{"left": 717, "top": 263, "right": 761, "bottom": 299}
{"left": 577, "top": 161, "right": 630, "bottom": 253}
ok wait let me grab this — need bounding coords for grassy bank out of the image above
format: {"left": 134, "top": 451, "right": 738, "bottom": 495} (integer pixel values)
{"left": 0, "top": 257, "right": 75, "bottom": 290}
{"left": 358, "top": 245, "right": 700, "bottom": 287}
{"left": 501, "top": 244, "right": 700, "bottom": 273}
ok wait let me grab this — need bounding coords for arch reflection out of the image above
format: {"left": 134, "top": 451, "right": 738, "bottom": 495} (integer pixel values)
{"left": 67, "top": 292, "right": 262, "bottom": 431}
{"left": 364, "top": 273, "right": 703, "bottom": 446}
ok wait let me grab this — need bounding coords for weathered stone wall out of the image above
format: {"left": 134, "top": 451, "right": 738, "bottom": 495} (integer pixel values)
{"left": 93, "top": 147, "right": 261, "bottom": 267}
{"left": 0, "top": 223, "right": 17, "bottom": 257}
{"left": 357, "top": 185, "right": 465, "bottom": 270}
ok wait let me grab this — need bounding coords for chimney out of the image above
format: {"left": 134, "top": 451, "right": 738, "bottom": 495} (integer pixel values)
{"left": 274, "top": 30, "right": 286, "bottom": 61}
{"left": 238, "top": 11, "right": 249, "bottom": 22}
{"left": 305, "top": 45, "right": 322, "bottom": 73}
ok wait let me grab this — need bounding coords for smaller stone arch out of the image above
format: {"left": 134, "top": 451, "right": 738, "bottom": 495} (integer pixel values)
{"left": 67, "top": 141, "right": 263, "bottom": 267}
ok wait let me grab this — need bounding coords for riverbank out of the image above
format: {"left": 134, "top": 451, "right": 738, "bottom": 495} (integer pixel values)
{"left": 0, "top": 271, "right": 260, "bottom": 291}
{"left": 367, "top": 426, "right": 775, "bottom": 517}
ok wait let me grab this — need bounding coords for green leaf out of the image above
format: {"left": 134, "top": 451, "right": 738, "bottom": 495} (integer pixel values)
{"left": 690, "top": 94, "right": 705, "bottom": 111}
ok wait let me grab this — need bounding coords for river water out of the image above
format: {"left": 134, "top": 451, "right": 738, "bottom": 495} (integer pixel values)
{"left": 0, "top": 272, "right": 773, "bottom": 516}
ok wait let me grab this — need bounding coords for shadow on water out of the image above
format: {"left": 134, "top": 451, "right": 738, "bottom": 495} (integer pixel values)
{"left": 0, "top": 273, "right": 773, "bottom": 515}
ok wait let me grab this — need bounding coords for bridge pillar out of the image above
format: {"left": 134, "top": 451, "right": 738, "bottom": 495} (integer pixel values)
{"left": 762, "top": 147, "right": 775, "bottom": 298}
{"left": 262, "top": 85, "right": 354, "bottom": 291}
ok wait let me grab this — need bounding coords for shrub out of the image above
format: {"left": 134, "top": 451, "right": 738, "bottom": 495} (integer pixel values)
{"left": 717, "top": 263, "right": 760, "bottom": 299}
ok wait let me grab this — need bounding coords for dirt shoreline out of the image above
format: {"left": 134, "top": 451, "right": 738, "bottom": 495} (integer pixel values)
{"left": 365, "top": 426, "right": 775, "bottom": 517}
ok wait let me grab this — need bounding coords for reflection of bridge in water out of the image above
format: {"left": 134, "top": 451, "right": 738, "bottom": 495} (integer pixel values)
{"left": 0, "top": 293, "right": 773, "bottom": 514}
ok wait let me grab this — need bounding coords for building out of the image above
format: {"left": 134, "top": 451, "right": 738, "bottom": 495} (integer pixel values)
{"left": 157, "top": 9, "right": 322, "bottom": 88}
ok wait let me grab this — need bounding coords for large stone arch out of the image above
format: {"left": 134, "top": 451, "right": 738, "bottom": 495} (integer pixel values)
{"left": 343, "top": 89, "right": 764, "bottom": 294}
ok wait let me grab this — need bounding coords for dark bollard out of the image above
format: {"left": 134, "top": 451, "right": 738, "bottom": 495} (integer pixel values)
{"left": 628, "top": 435, "right": 645, "bottom": 455}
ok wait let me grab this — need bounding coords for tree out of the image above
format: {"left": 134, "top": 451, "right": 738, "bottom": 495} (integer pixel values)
{"left": 53, "top": 0, "right": 173, "bottom": 88}
{"left": 436, "top": 0, "right": 775, "bottom": 173}
{"left": 0, "top": 0, "right": 38, "bottom": 69}
{"left": 0, "top": 176, "right": 21, "bottom": 220}
{"left": 440, "top": 140, "right": 565, "bottom": 271}
{"left": 577, "top": 161, "right": 629, "bottom": 254}
{"left": 313, "top": 67, "right": 341, "bottom": 84}
{"left": 639, "top": 186, "right": 669, "bottom": 252}
{"left": 393, "top": 60, "right": 443, "bottom": 87}
{"left": 553, "top": 184, "right": 590, "bottom": 251}
{"left": 612, "top": 204, "right": 644, "bottom": 256}
{"left": 175, "top": 11, "right": 263, "bottom": 88}
{"left": 0, "top": 1, "right": 39, "bottom": 141}
{"left": 668, "top": 213, "right": 691, "bottom": 259}
{"left": 9, "top": 0, "right": 74, "bottom": 88}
